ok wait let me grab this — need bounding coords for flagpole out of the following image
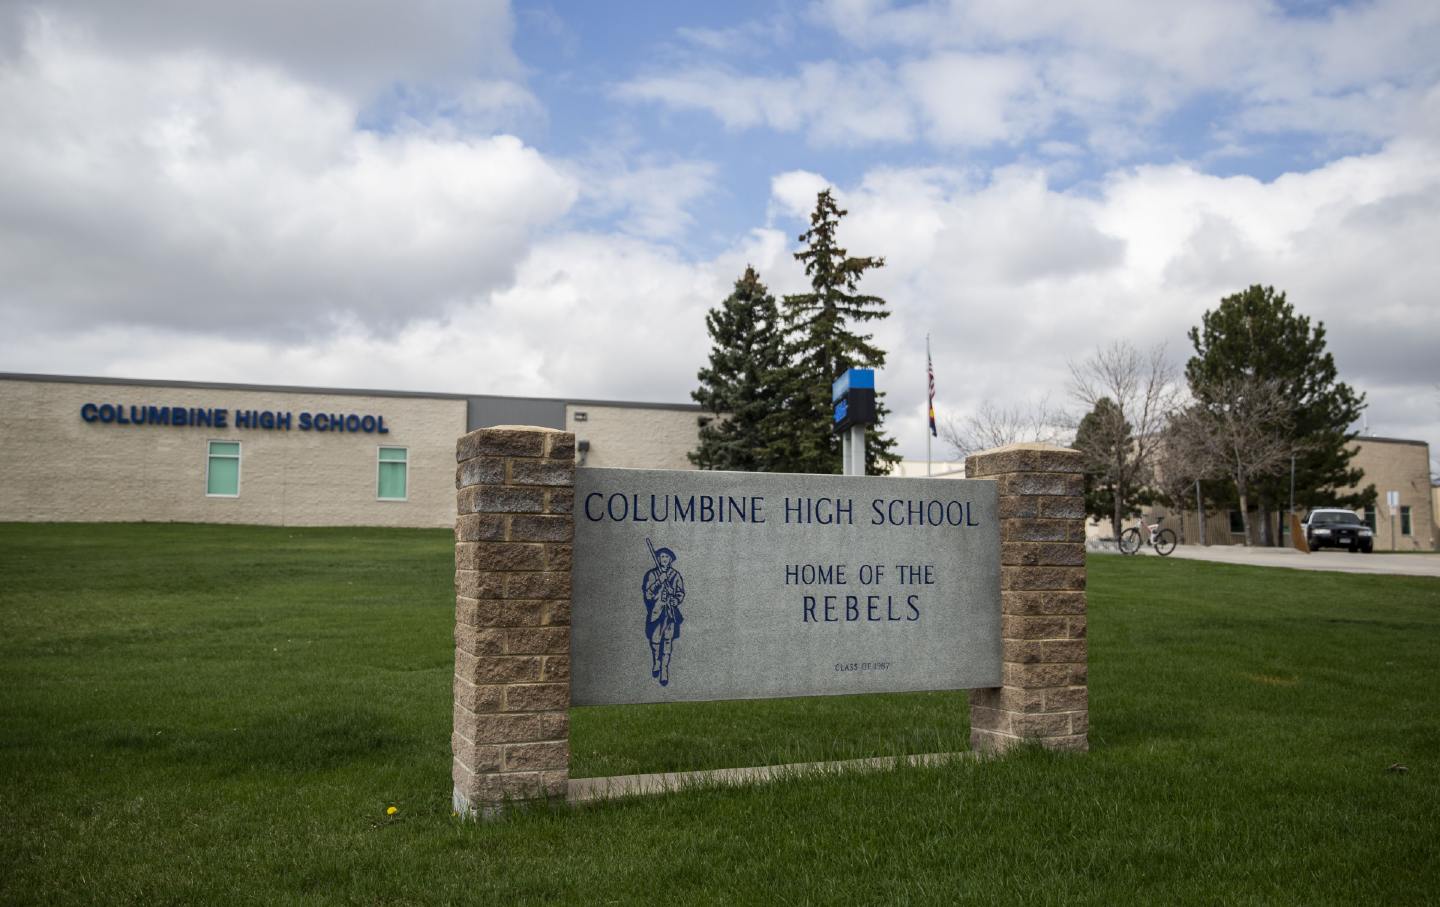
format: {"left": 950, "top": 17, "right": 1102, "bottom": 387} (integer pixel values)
{"left": 926, "top": 333, "right": 932, "bottom": 477}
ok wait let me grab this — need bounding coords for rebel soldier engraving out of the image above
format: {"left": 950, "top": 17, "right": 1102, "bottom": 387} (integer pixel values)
{"left": 642, "top": 538, "right": 686, "bottom": 686}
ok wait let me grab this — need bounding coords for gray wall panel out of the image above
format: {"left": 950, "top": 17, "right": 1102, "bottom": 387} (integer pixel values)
{"left": 466, "top": 396, "right": 566, "bottom": 431}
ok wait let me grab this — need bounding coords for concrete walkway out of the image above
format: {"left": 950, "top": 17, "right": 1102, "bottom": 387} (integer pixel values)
{"left": 568, "top": 751, "right": 970, "bottom": 804}
{"left": 1102, "top": 543, "right": 1440, "bottom": 578}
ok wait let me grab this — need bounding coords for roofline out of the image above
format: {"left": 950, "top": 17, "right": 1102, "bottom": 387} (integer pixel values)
{"left": 0, "top": 371, "right": 703, "bottom": 412}
{"left": 1142, "top": 426, "right": 1430, "bottom": 450}
{"left": 1352, "top": 435, "right": 1429, "bottom": 449}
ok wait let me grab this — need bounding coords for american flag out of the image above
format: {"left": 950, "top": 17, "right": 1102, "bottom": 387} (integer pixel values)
{"left": 927, "top": 344, "right": 937, "bottom": 437}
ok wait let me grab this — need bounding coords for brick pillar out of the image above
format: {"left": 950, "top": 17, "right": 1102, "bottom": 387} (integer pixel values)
{"left": 452, "top": 425, "right": 574, "bottom": 818}
{"left": 965, "top": 443, "right": 1088, "bottom": 753}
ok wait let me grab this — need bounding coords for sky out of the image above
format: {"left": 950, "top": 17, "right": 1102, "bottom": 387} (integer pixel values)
{"left": 1, "top": 0, "right": 1438, "bottom": 467}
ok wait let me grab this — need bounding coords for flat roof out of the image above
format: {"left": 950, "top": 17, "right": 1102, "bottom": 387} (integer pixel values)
{"left": 0, "top": 371, "right": 703, "bottom": 413}
{"left": 1353, "top": 435, "right": 1429, "bottom": 449}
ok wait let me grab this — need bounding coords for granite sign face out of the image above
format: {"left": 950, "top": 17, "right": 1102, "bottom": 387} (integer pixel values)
{"left": 571, "top": 468, "right": 1001, "bottom": 706}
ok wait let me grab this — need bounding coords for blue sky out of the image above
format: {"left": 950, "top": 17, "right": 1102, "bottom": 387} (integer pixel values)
{"left": 503, "top": 1, "right": 1414, "bottom": 252}
{"left": 1, "top": 0, "right": 1437, "bottom": 465}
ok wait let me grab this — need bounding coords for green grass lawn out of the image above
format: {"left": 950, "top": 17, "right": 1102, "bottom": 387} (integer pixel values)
{"left": 2, "top": 523, "right": 1437, "bottom": 904}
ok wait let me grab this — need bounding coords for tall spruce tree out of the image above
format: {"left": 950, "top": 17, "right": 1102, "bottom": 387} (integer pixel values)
{"left": 690, "top": 266, "right": 789, "bottom": 471}
{"left": 778, "top": 189, "right": 900, "bottom": 474}
{"left": 1186, "top": 285, "right": 1372, "bottom": 543}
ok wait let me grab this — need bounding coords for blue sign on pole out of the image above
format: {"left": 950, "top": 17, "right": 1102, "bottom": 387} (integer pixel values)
{"left": 832, "top": 368, "right": 876, "bottom": 433}
{"left": 831, "top": 368, "right": 874, "bottom": 403}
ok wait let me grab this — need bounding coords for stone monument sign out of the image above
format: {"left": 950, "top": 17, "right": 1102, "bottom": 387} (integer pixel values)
{"left": 572, "top": 468, "right": 1000, "bottom": 705}
{"left": 450, "top": 427, "right": 1088, "bottom": 818}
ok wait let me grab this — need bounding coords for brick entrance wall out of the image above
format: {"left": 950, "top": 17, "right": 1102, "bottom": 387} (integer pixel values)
{"left": 451, "top": 426, "right": 575, "bottom": 817}
{"left": 965, "top": 444, "right": 1089, "bottom": 753}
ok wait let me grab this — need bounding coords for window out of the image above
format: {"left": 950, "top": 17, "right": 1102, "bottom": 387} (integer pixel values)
{"left": 1228, "top": 510, "right": 1245, "bottom": 534}
{"left": 1363, "top": 505, "right": 1377, "bottom": 531}
{"left": 206, "top": 441, "right": 240, "bottom": 497}
{"left": 1400, "top": 505, "right": 1412, "bottom": 536}
{"left": 377, "top": 447, "right": 408, "bottom": 500}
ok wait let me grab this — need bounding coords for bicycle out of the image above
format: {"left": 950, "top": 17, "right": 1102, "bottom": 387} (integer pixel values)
{"left": 1119, "top": 517, "right": 1177, "bottom": 556}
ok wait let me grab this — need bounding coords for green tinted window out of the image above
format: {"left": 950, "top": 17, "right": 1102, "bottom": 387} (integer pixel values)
{"left": 378, "top": 447, "right": 407, "bottom": 500}
{"left": 206, "top": 441, "right": 240, "bottom": 496}
{"left": 1400, "top": 506, "right": 1412, "bottom": 535}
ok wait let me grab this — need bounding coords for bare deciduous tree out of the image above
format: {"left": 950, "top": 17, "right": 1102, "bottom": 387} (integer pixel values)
{"left": 1155, "top": 401, "right": 1225, "bottom": 544}
{"left": 940, "top": 397, "right": 1065, "bottom": 460}
{"left": 1178, "top": 376, "right": 1297, "bottom": 546}
{"left": 1068, "top": 341, "right": 1178, "bottom": 539}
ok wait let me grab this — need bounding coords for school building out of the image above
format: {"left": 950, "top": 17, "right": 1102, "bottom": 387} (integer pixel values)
{"left": 0, "top": 373, "right": 707, "bottom": 528}
{"left": 6, "top": 372, "right": 1429, "bottom": 547}
{"left": 1142, "top": 435, "right": 1437, "bottom": 551}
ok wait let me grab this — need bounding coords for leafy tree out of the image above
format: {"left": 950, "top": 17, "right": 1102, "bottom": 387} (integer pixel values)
{"left": 1186, "top": 285, "right": 1371, "bottom": 543}
{"left": 777, "top": 189, "right": 900, "bottom": 474}
{"left": 689, "top": 267, "right": 789, "bottom": 471}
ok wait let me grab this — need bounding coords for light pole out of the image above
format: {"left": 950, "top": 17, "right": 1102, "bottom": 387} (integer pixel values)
{"left": 1288, "top": 453, "right": 1295, "bottom": 544}
{"left": 1195, "top": 478, "right": 1206, "bottom": 546}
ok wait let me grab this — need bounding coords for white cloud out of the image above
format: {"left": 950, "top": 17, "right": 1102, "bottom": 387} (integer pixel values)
{"left": 676, "top": 14, "right": 795, "bottom": 55}
{"left": 0, "top": 15, "right": 577, "bottom": 336}
{"left": 616, "top": 68, "right": 799, "bottom": 131}
{"left": 626, "top": 0, "right": 1440, "bottom": 154}
{"left": 6, "top": 138, "right": 1438, "bottom": 458}
{"left": 2, "top": 2, "right": 1437, "bottom": 467}
{"left": 368, "top": 79, "right": 546, "bottom": 137}
{"left": 577, "top": 158, "right": 719, "bottom": 240}
{"left": 0, "top": 227, "right": 797, "bottom": 404}
{"left": 0, "top": 1, "right": 521, "bottom": 97}
{"left": 901, "top": 53, "right": 1049, "bottom": 147}
{"left": 759, "top": 141, "right": 1440, "bottom": 459}
{"left": 616, "top": 59, "right": 915, "bottom": 147}
{"left": 769, "top": 170, "right": 834, "bottom": 222}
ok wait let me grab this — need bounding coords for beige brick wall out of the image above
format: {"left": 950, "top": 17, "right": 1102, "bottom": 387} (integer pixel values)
{"left": 452, "top": 427, "right": 574, "bottom": 817}
{"left": 965, "top": 444, "right": 1088, "bottom": 754}
{"left": 0, "top": 378, "right": 465, "bottom": 527}
{"left": 566, "top": 404, "right": 701, "bottom": 471}
{"left": 1353, "top": 439, "right": 1435, "bottom": 551}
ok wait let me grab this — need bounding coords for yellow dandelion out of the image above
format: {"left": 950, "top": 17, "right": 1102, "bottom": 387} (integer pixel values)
{"left": 386, "top": 806, "right": 398, "bottom": 816}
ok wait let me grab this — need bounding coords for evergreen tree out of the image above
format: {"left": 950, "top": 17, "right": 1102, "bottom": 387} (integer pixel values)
{"left": 689, "top": 267, "right": 789, "bottom": 471}
{"left": 1186, "top": 285, "right": 1372, "bottom": 543}
{"left": 1072, "top": 397, "right": 1151, "bottom": 536}
{"left": 777, "top": 189, "right": 900, "bottom": 474}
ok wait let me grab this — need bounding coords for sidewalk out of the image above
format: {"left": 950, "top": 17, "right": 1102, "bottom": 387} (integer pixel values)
{"left": 1104, "top": 542, "right": 1440, "bottom": 578}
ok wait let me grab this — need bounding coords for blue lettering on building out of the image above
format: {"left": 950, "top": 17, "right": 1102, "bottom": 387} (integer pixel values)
{"left": 80, "top": 404, "right": 387, "bottom": 434}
